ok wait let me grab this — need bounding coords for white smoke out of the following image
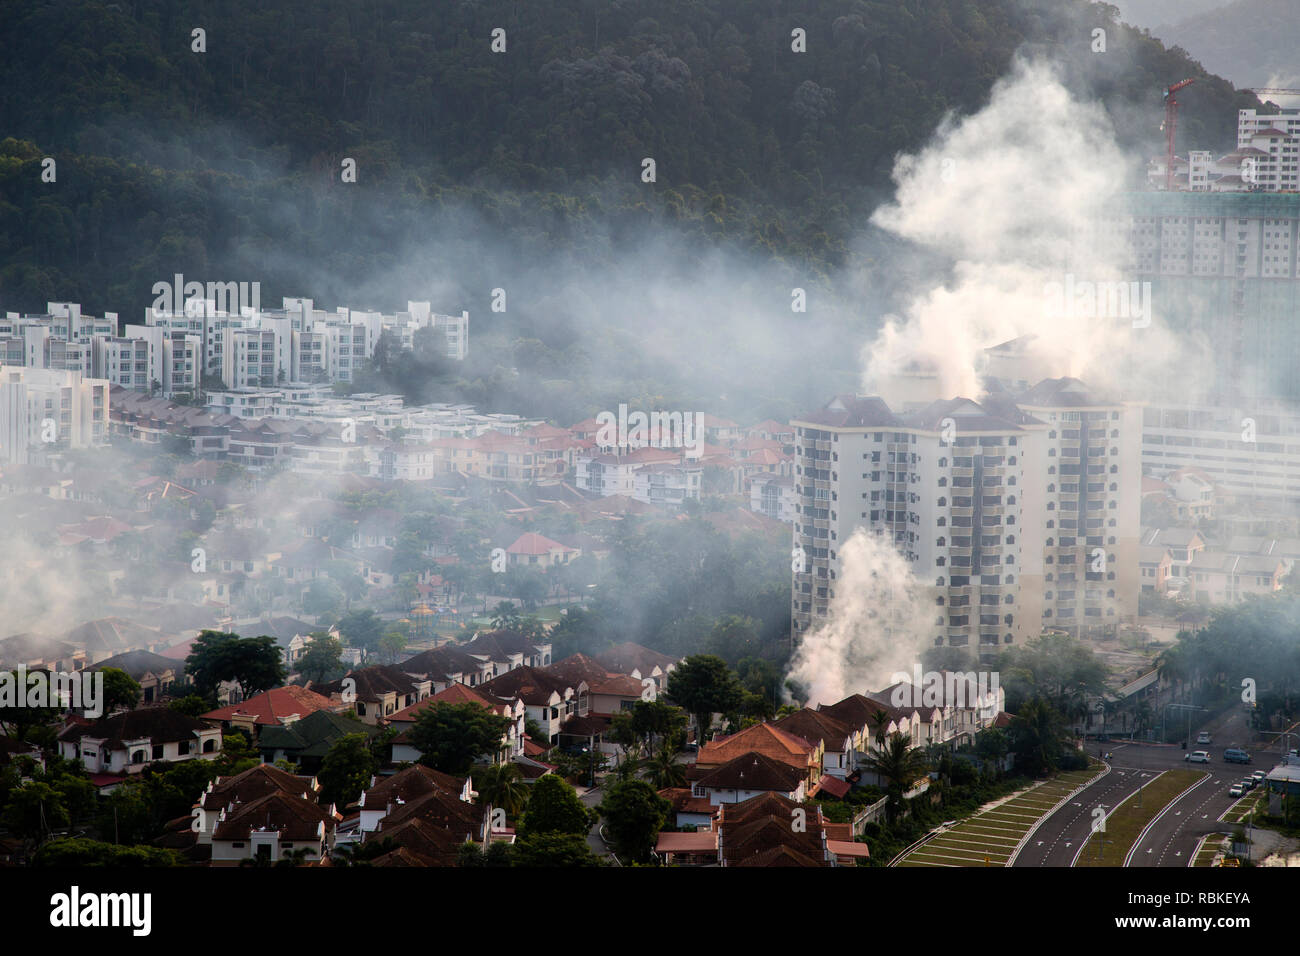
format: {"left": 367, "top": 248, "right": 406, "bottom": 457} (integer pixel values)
{"left": 861, "top": 56, "right": 1198, "bottom": 405}
{"left": 786, "top": 529, "right": 933, "bottom": 708}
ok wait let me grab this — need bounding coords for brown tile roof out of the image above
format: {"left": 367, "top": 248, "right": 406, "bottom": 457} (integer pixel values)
{"left": 594, "top": 642, "right": 679, "bottom": 676}
{"left": 696, "top": 751, "right": 805, "bottom": 793}
{"left": 379, "top": 788, "right": 482, "bottom": 837}
{"left": 389, "top": 682, "right": 513, "bottom": 722}
{"left": 698, "top": 722, "right": 816, "bottom": 771}
{"left": 774, "top": 708, "right": 854, "bottom": 750}
{"left": 545, "top": 654, "right": 644, "bottom": 698}
{"left": 730, "top": 844, "right": 825, "bottom": 867}
{"left": 201, "top": 763, "right": 319, "bottom": 812}
{"left": 370, "top": 815, "right": 466, "bottom": 866}
{"left": 479, "top": 665, "right": 574, "bottom": 706}
{"left": 360, "top": 765, "right": 466, "bottom": 809}
{"left": 817, "top": 693, "right": 890, "bottom": 732}
{"left": 212, "top": 790, "right": 337, "bottom": 842}
{"left": 57, "top": 707, "right": 214, "bottom": 748}
{"left": 315, "top": 664, "right": 424, "bottom": 701}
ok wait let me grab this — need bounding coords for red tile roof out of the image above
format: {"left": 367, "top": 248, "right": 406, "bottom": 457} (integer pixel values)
{"left": 202, "top": 685, "right": 335, "bottom": 726}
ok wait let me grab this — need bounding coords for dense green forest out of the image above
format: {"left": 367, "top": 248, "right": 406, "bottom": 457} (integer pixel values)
{"left": 0, "top": 0, "right": 1258, "bottom": 420}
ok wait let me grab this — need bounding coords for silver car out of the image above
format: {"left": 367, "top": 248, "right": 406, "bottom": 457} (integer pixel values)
{"left": 1185, "top": 751, "right": 1211, "bottom": 763}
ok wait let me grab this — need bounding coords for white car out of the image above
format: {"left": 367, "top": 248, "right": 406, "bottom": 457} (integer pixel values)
{"left": 1196, "top": 732, "right": 1212, "bottom": 745}
{"left": 1185, "top": 751, "right": 1211, "bottom": 763}
{"left": 1229, "top": 783, "right": 1244, "bottom": 797}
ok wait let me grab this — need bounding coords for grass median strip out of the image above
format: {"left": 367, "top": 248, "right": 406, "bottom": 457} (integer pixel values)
{"left": 1074, "top": 769, "right": 1205, "bottom": 867}
{"left": 898, "top": 764, "right": 1106, "bottom": 867}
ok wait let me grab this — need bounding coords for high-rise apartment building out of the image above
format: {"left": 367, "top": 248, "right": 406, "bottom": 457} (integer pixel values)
{"left": 791, "top": 378, "right": 1140, "bottom": 662}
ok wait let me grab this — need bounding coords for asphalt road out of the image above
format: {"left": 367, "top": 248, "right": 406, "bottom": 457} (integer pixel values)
{"left": 1015, "top": 703, "right": 1275, "bottom": 867}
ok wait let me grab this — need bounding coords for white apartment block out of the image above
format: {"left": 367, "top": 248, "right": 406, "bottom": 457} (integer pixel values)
{"left": 1149, "top": 108, "right": 1300, "bottom": 193}
{"left": 0, "top": 366, "right": 109, "bottom": 464}
{"left": 791, "top": 378, "right": 1140, "bottom": 661}
{"left": 92, "top": 335, "right": 153, "bottom": 391}
{"left": 632, "top": 461, "right": 702, "bottom": 507}
{"left": 750, "top": 473, "right": 797, "bottom": 522}
{"left": 1142, "top": 398, "right": 1300, "bottom": 505}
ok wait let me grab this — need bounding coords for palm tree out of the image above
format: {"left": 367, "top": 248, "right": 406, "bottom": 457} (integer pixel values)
{"left": 490, "top": 601, "right": 521, "bottom": 630}
{"left": 643, "top": 742, "right": 686, "bottom": 789}
{"left": 869, "top": 708, "right": 891, "bottom": 750}
{"left": 475, "top": 763, "right": 529, "bottom": 818}
{"left": 332, "top": 837, "right": 397, "bottom": 866}
{"left": 275, "top": 846, "right": 317, "bottom": 867}
{"left": 860, "top": 732, "right": 930, "bottom": 822}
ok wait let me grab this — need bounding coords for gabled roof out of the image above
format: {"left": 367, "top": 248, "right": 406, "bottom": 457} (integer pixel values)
{"left": 717, "top": 794, "right": 829, "bottom": 866}
{"left": 201, "top": 763, "right": 318, "bottom": 811}
{"left": 462, "top": 629, "right": 547, "bottom": 663}
{"left": 817, "top": 693, "right": 891, "bottom": 732}
{"left": 595, "top": 642, "right": 679, "bottom": 676}
{"left": 360, "top": 764, "right": 466, "bottom": 809}
{"left": 88, "top": 649, "right": 180, "bottom": 681}
{"left": 696, "top": 750, "right": 805, "bottom": 793}
{"left": 202, "top": 685, "right": 335, "bottom": 726}
{"left": 316, "top": 665, "right": 424, "bottom": 702}
{"left": 544, "top": 654, "right": 643, "bottom": 698}
{"left": 774, "top": 708, "right": 854, "bottom": 750}
{"left": 401, "top": 644, "right": 487, "bottom": 681}
{"left": 389, "top": 682, "right": 515, "bottom": 722}
{"left": 506, "top": 532, "right": 577, "bottom": 556}
{"left": 480, "top": 665, "right": 576, "bottom": 707}
{"left": 368, "top": 816, "right": 464, "bottom": 866}
{"left": 731, "top": 843, "right": 825, "bottom": 867}
{"left": 698, "top": 722, "right": 816, "bottom": 770}
{"left": 1015, "top": 376, "right": 1118, "bottom": 409}
{"left": 256, "top": 709, "right": 376, "bottom": 757}
{"left": 793, "top": 395, "right": 899, "bottom": 429}
{"left": 57, "top": 707, "right": 214, "bottom": 747}
{"left": 378, "top": 787, "right": 481, "bottom": 835}
{"left": 63, "top": 617, "right": 159, "bottom": 653}
{"left": 212, "top": 790, "right": 337, "bottom": 842}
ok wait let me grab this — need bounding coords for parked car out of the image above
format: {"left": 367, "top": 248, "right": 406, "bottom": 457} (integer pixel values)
{"left": 1224, "top": 748, "right": 1252, "bottom": 765}
{"left": 1229, "top": 783, "right": 1244, "bottom": 797}
{"left": 1251, "top": 771, "right": 1267, "bottom": 785}
{"left": 1185, "top": 751, "right": 1211, "bottom": 763}
{"left": 1239, "top": 778, "right": 1255, "bottom": 792}
{"left": 1196, "top": 731, "right": 1212, "bottom": 745}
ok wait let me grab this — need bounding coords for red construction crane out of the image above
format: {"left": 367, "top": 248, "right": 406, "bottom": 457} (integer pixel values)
{"left": 1162, "top": 78, "right": 1196, "bottom": 190}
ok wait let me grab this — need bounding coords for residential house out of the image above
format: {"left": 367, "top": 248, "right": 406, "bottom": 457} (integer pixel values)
{"left": 201, "top": 684, "right": 336, "bottom": 737}
{"left": 504, "top": 532, "right": 579, "bottom": 569}
{"left": 696, "top": 722, "right": 821, "bottom": 792}
{"left": 388, "top": 683, "right": 526, "bottom": 765}
{"left": 354, "top": 764, "right": 473, "bottom": 838}
{"left": 773, "top": 708, "right": 856, "bottom": 780}
{"left": 595, "top": 642, "right": 680, "bottom": 693}
{"left": 88, "top": 649, "right": 183, "bottom": 705}
{"left": 255, "top": 708, "right": 378, "bottom": 771}
{"left": 479, "top": 665, "right": 587, "bottom": 744}
{"left": 315, "top": 665, "right": 432, "bottom": 725}
{"left": 210, "top": 790, "right": 340, "bottom": 866}
{"left": 58, "top": 707, "right": 223, "bottom": 775}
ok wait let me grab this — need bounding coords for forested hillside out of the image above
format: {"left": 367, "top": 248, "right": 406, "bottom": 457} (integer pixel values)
{"left": 0, "top": 0, "right": 1259, "bottom": 420}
